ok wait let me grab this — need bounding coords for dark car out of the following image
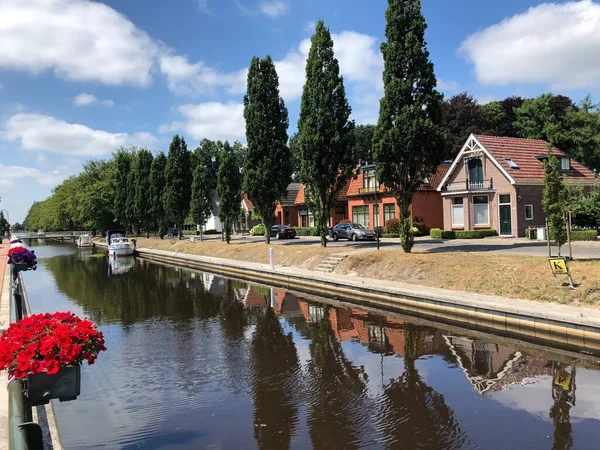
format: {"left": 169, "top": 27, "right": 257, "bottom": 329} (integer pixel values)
{"left": 271, "top": 225, "right": 297, "bottom": 239}
{"left": 166, "top": 228, "right": 180, "bottom": 238}
{"left": 331, "top": 223, "right": 376, "bottom": 241}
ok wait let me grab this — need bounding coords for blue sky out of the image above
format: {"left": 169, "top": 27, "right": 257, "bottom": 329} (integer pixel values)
{"left": 1, "top": 0, "right": 599, "bottom": 223}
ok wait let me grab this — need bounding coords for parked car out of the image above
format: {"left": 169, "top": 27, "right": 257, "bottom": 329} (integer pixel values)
{"left": 166, "top": 228, "right": 180, "bottom": 238}
{"left": 271, "top": 225, "right": 297, "bottom": 239}
{"left": 331, "top": 223, "right": 376, "bottom": 241}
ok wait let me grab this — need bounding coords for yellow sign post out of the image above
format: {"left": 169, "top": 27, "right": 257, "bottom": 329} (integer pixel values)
{"left": 549, "top": 257, "right": 575, "bottom": 288}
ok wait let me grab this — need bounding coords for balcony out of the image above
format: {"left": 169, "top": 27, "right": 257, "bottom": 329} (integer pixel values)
{"left": 358, "top": 186, "right": 380, "bottom": 195}
{"left": 445, "top": 179, "right": 494, "bottom": 192}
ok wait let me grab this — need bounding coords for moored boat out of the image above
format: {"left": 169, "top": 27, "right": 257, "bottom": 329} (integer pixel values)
{"left": 77, "top": 234, "right": 95, "bottom": 248}
{"left": 106, "top": 230, "right": 135, "bottom": 257}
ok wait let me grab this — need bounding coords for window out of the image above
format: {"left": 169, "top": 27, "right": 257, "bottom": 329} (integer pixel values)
{"left": 499, "top": 194, "right": 511, "bottom": 204}
{"left": 561, "top": 158, "right": 571, "bottom": 171}
{"left": 504, "top": 158, "right": 520, "bottom": 169}
{"left": 384, "top": 204, "right": 395, "bottom": 223}
{"left": 352, "top": 206, "right": 370, "bottom": 228}
{"left": 467, "top": 158, "right": 484, "bottom": 187}
{"left": 525, "top": 204, "right": 533, "bottom": 220}
{"left": 299, "top": 208, "right": 314, "bottom": 227}
{"left": 363, "top": 169, "right": 379, "bottom": 192}
{"left": 473, "top": 196, "right": 489, "bottom": 226}
{"left": 452, "top": 197, "right": 464, "bottom": 226}
{"left": 373, "top": 205, "right": 380, "bottom": 228}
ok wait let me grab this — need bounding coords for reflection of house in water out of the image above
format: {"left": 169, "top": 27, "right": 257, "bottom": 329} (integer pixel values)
{"left": 444, "top": 336, "right": 553, "bottom": 393}
{"left": 298, "top": 301, "right": 446, "bottom": 357}
{"left": 202, "top": 273, "right": 226, "bottom": 298}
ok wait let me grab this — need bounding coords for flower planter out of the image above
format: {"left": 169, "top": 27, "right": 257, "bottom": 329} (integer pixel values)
{"left": 26, "top": 366, "right": 81, "bottom": 406}
{"left": 11, "top": 262, "right": 29, "bottom": 272}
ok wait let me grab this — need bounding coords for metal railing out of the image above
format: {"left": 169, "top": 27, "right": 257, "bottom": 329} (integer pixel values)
{"left": 14, "top": 231, "right": 91, "bottom": 239}
{"left": 8, "top": 266, "right": 44, "bottom": 450}
{"left": 445, "top": 179, "right": 493, "bottom": 192}
{"left": 358, "top": 186, "right": 380, "bottom": 195}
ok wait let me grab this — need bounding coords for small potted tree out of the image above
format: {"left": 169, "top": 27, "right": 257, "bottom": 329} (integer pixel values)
{"left": 0, "top": 312, "right": 107, "bottom": 405}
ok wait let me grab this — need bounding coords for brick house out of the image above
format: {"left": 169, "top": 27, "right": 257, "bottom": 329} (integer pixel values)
{"left": 437, "top": 134, "right": 599, "bottom": 237}
{"left": 274, "top": 183, "right": 301, "bottom": 226}
{"left": 345, "top": 163, "right": 450, "bottom": 230}
{"left": 294, "top": 181, "right": 351, "bottom": 227}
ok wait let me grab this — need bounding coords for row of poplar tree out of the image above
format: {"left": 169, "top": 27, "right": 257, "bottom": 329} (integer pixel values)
{"left": 24, "top": 1, "right": 463, "bottom": 252}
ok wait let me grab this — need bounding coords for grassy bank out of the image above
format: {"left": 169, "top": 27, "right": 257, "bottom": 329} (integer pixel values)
{"left": 126, "top": 238, "right": 600, "bottom": 309}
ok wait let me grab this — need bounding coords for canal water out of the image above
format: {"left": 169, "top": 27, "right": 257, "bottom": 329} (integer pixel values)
{"left": 19, "top": 242, "right": 600, "bottom": 449}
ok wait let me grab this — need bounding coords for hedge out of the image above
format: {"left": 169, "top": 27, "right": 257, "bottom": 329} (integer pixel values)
{"left": 295, "top": 227, "right": 320, "bottom": 236}
{"left": 204, "top": 229, "right": 219, "bottom": 235}
{"left": 250, "top": 224, "right": 265, "bottom": 236}
{"left": 570, "top": 230, "right": 598, "bottom": 241}
{"left": 430, "top": 228, "right": 498, "bottom": 239}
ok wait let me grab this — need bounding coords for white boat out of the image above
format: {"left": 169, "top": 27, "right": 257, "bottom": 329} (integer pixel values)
{"left": 108, "top": 256, "right": 135, "bottom": 276}
{"left": 77, "top": 234, "right": 95, "bottom": 248}
{"left": 106, "top": 230, "right": 135, "bottom": 257}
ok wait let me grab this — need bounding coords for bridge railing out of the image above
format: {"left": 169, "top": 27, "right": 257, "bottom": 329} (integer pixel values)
{"left": 14, "top": 231, "right": 92, "bottom": 239}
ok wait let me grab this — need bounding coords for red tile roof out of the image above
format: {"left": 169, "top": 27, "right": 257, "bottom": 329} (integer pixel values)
{"left": 475, "top": 135, "right": 598, "bottom": 183}
{"left": 294, "top": 180, "right": 351, "bottom": 205}
{"left": 242, "top": 192, "right": 254, "bottom": 211}
{"left": 295, "top": 184, "right": 305, "bottom": 204}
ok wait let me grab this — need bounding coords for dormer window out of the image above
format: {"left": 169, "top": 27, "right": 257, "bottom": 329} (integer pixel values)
{"left": 504, "top": 158, "right": 519, "bottom": 169}
{"left": 561, "top": 157, "right": 571, "bottom": 171}
{"left": 363, "top": 169, "right": 379, "bottom": 191}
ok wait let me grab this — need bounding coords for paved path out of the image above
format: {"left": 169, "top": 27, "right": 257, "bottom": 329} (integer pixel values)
{"left": 0, "top": 239, "right": 9, "bottom": 450}
{"left": 166, "top": 234, "right": 600, "bottom": 259}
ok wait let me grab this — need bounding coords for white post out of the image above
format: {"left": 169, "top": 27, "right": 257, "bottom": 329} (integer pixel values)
{"left": 269, "top": 247, "right": 274, "bottom": 269}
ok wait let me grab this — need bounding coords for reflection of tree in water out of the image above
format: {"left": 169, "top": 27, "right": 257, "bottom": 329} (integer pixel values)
{"left": 379, "top": 324, "right": 468, "bottom": 450}
{"left": 306, "top": 309, "right": 370, "bottom": 449}
{"left": 250, "top": 305, "right": 300, "bottom": 450}
{"left": 550, "top": 362, "right": 576, "bottom": 450}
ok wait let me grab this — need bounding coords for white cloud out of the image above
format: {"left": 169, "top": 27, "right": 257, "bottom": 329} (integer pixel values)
{"left": 0, "top": 0, "right": 159, "bottom": 87}
{"left": 459, "top": 0, "right": 600, "bottom": 89}
{"left": 159, "top": 102, "right": 245, "bottom": 142}
{"left": 260, "top": 0, "right": 288, "bottom": 18}
{"left": 73, "top": 93, "right": 114, "bottom": 108}
{"left": 438, "top": 79, "right": 459, "bottom": 91}
{"left": 197, "top": 0, "right": 213, "bottom": 14}
{"left": 159, "top": 53, "right": 247, "bottom": 96}
{"left": 3, "top": 113, "right": 157, "bottom": 156}
{"left": 0, "top": 164, "right": 66, "bottom": 187}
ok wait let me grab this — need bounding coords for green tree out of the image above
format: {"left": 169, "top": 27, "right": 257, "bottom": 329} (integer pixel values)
{"left": 126, "top": 150, "right": 139, "bottom": 234}
{"left": 114, "top": 149, "right": 132, "bottom": 229}
{"left": 351, "top": 124, "right": 376, "bottom": 163}
{"left": 243, "top": 55, "right": 292, "bottom": 244}
{"left": 190, "top": 162, "right": 214, "bottom": 240}
{"left": 288, "top": 132, "right": 301, "bottom": 182}
{"left": 164, "top": 135, "right": 192, "bottom": 239}
{"left": 566, "top": 95, "right": 600, "bottom": 171}
{"left": 373, "top": 0, "right": 446, "bottom": 252}
{"left": 217, "top": 142, "right": 242, "bottom": 244}
{"left": 297, "top": 20, "right": 355, "bottom": 247}
{"left": 11, "top": 222, "right": 23, "bottom": 232}
{"left": 442, "top": 92, "right": 487, "bottom": 157}
{"left": 483, "top": 96, "right": 524, "bottom": 138}
{"left": 543, "top": 152, "right": 568, "bottom": 255}
{"left": 135, "top": 149, "right": 154, "bottom": 237}
{"left": 150, "top": 152, "right": 168, "bottom": 238}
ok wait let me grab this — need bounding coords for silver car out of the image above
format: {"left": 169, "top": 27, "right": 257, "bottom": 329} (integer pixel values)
{"left": 331, "top": 223, "right": 376, "bottom": 241}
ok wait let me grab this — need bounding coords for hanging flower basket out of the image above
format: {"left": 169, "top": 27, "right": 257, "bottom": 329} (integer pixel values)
{"left": 0, "top": 312, "right": 106, "bottom": 406}
{"left": 7, "top": 245, "right": 37, "bottom": 271}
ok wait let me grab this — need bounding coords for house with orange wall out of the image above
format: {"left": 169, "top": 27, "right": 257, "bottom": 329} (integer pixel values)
{"left": 345, "top": 163, "right": 450, "bottom": 231}
{"left": 274, "top": 183, "right": 301, "bottom": 226}
{"left": 294, "top": 180, "right": 351, "bottom": 227}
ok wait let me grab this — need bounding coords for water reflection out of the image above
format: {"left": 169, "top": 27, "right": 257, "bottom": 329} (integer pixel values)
{"left": 19, "top": 246, "right": 600, "bottom": 449}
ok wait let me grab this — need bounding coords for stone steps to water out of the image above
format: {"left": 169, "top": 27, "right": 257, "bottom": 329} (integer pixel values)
{"left": 315, "top": 254, "right": 349, "bottom": 273}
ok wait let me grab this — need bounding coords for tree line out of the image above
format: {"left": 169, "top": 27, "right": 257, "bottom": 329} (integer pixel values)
{"left": 22, "top": 0, "right": 600, "bottom": 252}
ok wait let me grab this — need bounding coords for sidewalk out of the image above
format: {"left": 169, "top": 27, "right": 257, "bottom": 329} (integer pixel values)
{"left": 0, "top": 239, "right": 9, "bottom": 449}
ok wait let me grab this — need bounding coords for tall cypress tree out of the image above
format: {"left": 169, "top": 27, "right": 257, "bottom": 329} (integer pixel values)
{"left": 543, "top": 151, "right": 567, "bottom": 255}
{"left": 217, "top": 142, "right": 242, "bottom": 244}
{"left": 114, "top": 149, "right": 132, "bottom": 229}
{"left": 190, "top": 162, "right": 214, "bottom": 240}
{"left": 164, "top": 135, "right": 192, "bottom": 239}
{"left": 135, "top": 148, "right": 154, "bottom": 237}
{"left": 244, "top": 55, "right": 292, "bottom": 244}
{"left": 373, "top": 0, "right": 446, "bottom": 252}
{"left": 150, "top": 152, "right": 167, "bottom": 238}
{"left": 297, "top": 20, "right": 355, "bottom": 247}
{"left": 126, "top": 149, "right": 139, "bottom": 234}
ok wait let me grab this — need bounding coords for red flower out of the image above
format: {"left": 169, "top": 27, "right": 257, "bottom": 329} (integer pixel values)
{"left": 45, "top": 359, "right": 59, "bottom": 375}
{"left": 30, "top": 360, "right": 43, "bottom": 374}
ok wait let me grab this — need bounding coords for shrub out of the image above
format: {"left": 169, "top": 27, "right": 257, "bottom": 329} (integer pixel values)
{"left": 204, "top": 229, "right": 219, "bottom": 235}
{"left": 412, "top": 216, "right": 429, "bottom": 237}
{"left": 385, "top": 218, "right": 400, "bottom": 234}
{"left": 381, "top": 232, "right": 399, "bottom": 238}
{"left": 295, "top": 227, "right": 320, "bottom": 236}
{"left": 570, "top": 230, "right": 598, "bottom": 241}
{"left": 250, "top": 224, "right": 265, "bottom": 236}
{"left": 430, "top": 228, "right": 497, "bottom": 239}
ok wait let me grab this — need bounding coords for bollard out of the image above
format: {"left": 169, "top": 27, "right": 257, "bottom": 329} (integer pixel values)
{"left": 269, "top": 247, "right": 274, "bottom": 269}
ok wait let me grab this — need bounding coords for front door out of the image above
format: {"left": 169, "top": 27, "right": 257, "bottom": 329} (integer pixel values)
{"left": 498, "top": 194, "right": 512, "bottom": 235}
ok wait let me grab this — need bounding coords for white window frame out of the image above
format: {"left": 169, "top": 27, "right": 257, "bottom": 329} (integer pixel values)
{"left": 525, "top": 204, "right": 534, "bottom": 221}
{"left": 451, "top": 197, "right": 464, "bottom": 227}
{"left": 561, "top": 158, "right": 571, "bottom": 171}
{"left": 472, "top": 195, "right": 490, "bottom": 226}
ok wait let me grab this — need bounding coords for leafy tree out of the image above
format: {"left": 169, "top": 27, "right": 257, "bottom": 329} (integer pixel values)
{"left": 164, "top": 135, "right": 192, "bottom": 239}
{"left": 483, "top": 96, "right": 524, "bottom": 138}
{"left": 190, "top": 162, "right": 214, "bottom": 240}
{"left": 442, "top": 92, "right": 487, "bottom": 157}
{"left": 126, "top": 150, "right": 139, "bottom": 234}
{"left": 150, "top": 152, "right": 168, "bottom": 238}
{"left": 297, "top": 20, "right": 355, "bottom": 247}
{"left": 543, "top": 152, "right": 568, "bottom": 255}
{"left": 373, "top": 0, "right": 446, "bottom": 253}
{"left": 243, "top": 55, "right": 292, "bottom": 244}
{"left": 114, "top": 149, "right": 132, "bottom": 228}
{"left": 135, "top": 149, "right": 154, "bottom": 237}
{"left": 11, "top": 222, "right": 23, "bottom": 232}
{"left": 288, "top": 132, "right": 301, "bottom": 182}
{"left": 217, "top": 142, "right": 242, "bottom": 244}
{"left": 571, "top": 185, "right": 600, "bottom": 228}
{"left": 352, "top": 124, "right": 376, "bottom": 163}
{"left": 0, "top": 211, "right": 8, "bottom": 236}
{"left": 192, "top": 139, "right": 220, "bottom": 179}
{"left": 566, "top": 95, "right": 600, "bottom": 171}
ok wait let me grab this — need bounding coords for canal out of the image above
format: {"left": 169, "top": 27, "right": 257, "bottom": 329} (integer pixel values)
{"left": 20, "top": 242, "right": 600, "bottom": 449}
